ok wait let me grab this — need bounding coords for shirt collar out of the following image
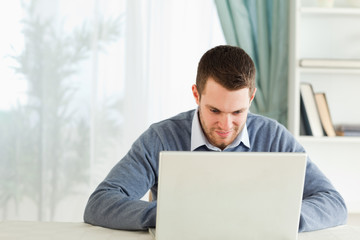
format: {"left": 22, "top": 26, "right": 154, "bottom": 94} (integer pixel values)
{"left": 191, "top": 109, "right": 250, "bottom": 151}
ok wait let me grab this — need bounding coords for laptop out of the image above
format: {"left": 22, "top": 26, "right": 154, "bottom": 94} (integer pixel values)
{"left": 150, "top": 151, "right": 307, "bottom": 240}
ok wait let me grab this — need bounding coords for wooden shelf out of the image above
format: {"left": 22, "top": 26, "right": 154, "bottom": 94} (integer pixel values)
{"left": 299, "top": 67, "right": 360, "bottom": 74}
{"left": 300, "top": 7, "right": 360, "bottom": 15}
{"left": 298, "top": 136, "right": 360, "bottom": 144}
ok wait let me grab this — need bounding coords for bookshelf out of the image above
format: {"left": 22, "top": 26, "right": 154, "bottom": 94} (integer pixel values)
{"left": 288, "top": 0, "right": 360, "bottom": 213}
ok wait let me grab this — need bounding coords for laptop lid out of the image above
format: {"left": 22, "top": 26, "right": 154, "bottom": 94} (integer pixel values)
{"left": 155, "top": 151, "right": 306, "bottom": 240}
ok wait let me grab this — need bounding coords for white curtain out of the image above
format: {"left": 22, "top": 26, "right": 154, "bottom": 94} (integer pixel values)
{"left": 0, "top": 0, "right": 225, "bottom": 222}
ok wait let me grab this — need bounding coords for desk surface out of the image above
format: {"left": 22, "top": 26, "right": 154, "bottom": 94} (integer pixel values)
{"left": 1, "top": 221, "right": 360, "bottom": 240}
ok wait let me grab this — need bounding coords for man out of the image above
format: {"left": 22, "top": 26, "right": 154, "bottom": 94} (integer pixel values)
{"left": 84, "top": 45, "right": 347, "bottom": 232}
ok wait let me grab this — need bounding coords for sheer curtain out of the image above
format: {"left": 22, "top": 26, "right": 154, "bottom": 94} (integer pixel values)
{"left": 0, "top": 0, "right": 225, "bottom": 222}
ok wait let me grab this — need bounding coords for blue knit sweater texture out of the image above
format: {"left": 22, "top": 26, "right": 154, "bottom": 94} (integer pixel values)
{"left": 84, "top": 110, "right": 347, "bottom": 232}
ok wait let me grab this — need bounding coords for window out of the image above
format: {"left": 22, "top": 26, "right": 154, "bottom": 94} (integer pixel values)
{"left": 0, "top": 0, "right": 224, "bottom": 221}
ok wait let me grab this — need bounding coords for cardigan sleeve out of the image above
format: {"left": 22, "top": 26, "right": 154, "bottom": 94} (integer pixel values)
{"left": 299, "top": 157, "right": 347, "bottom": 232}
{"left": 276, "top": 123, "right": 347, "bottom": 232}
{"left": 83, "top": 127, "right": 161, "bottom": 230}
{"left": 249, "top": 118, "right": 348, "bottom": 232}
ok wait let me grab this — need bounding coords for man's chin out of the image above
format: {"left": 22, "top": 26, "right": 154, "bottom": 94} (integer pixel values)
{"left": 209, "top": 134, "right": 235, "bottom": 149}
{"left": 213, "top": 141, "right": 231, "bottom": 150}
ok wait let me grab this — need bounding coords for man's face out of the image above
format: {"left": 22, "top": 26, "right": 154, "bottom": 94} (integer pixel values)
{"left": 192, "top": 78, "right": 256, "bottom": 150}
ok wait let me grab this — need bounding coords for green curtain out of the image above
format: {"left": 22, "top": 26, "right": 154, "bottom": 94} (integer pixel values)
{"left": 214, "top": 0, "right": 289, "bottom": 126}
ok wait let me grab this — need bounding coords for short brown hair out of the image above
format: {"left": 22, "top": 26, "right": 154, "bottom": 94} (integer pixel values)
{"left": 196, "top": 45, "right": 256, "bottom": 96}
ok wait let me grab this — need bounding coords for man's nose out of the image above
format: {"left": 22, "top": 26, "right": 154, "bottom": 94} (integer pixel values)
{"left": 219, "top": 114, "right": 232, "bottom": 130}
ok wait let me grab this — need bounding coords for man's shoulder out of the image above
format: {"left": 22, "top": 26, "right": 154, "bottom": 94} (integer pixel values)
{"left": 247, "top": 112, "right": 281, "bottom": 127}
{"left": 134, "top": 110, "right": 194, "bottom": 150}
{"left": 246, "top": 112, "right": 289, "bottom": 135}
{"left": 150, "top": 109, "right": 195, "bottom": 130}
{"left": 246, "top": 112, "right": 302, "bottom": 152}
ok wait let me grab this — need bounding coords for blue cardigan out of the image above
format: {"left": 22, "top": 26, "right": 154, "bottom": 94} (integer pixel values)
{"left": 84, "top": 110, "right": 347, "bottom": 232}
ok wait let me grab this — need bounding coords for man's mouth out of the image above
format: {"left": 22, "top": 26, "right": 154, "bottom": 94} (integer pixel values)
{"left": 215, "top": 130, "right": 231, "bottom": 138}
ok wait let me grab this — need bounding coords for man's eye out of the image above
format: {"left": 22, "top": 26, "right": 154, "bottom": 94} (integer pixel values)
{"left": 233, "top": 110, "right": 246, "bottom": 115}
{"left": 210, "top": 109, "right": 219, "bottom": 113}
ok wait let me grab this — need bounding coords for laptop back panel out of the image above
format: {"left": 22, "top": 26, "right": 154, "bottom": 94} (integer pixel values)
{"left": 155, "top": 152, "right": 306, "bottom": 240}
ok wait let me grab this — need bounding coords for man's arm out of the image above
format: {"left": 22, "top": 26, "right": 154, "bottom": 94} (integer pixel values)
{"left": 269, "top": 121, "right": 347, "bottom": 232}
{"left": 83, "top": 128, "right": 160, "bottom": 230}
{"left": 299, "top": 158, "right": 347, "bottom": 232}
{"left": 247, "top": 114, "right": 347, "bottom": 232}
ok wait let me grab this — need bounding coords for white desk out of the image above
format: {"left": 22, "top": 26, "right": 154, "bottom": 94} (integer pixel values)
{"left": 1, "top": 221, "right": 360, "bottom": 240}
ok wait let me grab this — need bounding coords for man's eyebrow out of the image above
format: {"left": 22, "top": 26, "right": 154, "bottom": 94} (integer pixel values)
{"left": 205, "top": 104, "right": 247, "bottom": 113}
{"left": 205, "top": 104, "right": 220, "bottom": 111}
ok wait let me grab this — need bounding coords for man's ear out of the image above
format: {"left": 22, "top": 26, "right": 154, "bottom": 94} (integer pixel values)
{"left": 192, "top": 84, "right": 200, "bottom": 105}
{"left": 249, "top": 88, "right": 257, "bottom": 104}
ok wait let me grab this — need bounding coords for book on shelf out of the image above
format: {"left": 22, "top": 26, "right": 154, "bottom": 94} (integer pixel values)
{"left": 336, "top": 124, "right": 360, "bottom": 136}
{"left": 314, "top": 93, "right": 336, "bottom": 137}
{"left": 300, "top": 83, "right": 325, "bottom": 137}
{"left": 299, "top": 58, "right": 360, "bottom": 68}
